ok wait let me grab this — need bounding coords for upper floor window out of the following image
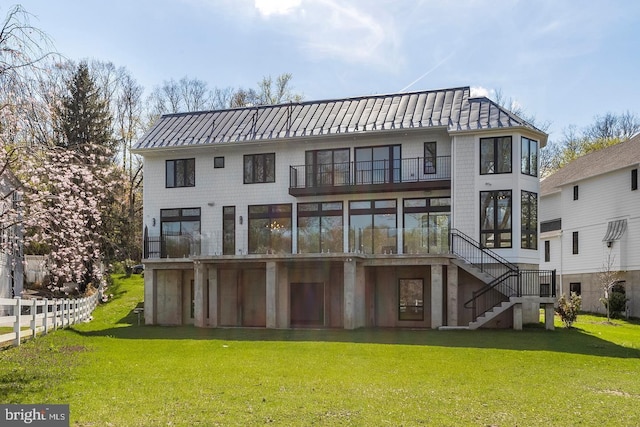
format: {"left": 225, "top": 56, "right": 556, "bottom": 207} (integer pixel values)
{"left": 424, "top": 142, "right": 437, "bottom": 174}
{"left": 632, "top": 169, "right": 638, "bottom": 191}
{"left": 572, "top": 231, "right": 579, "bottom": 254}
{"left": 573, "top": 185, "right": 579, "bottom": 200}
{"left": 244, "top": 153, "right": 275, "bottom": 184}
{"left": 166, "top": 159, "right": 195, "bottom": 188}
{"left": 305, "top": 148, "right": 349, "bottom": 187}
{"left": 480, "top": 136, "right": 512, "bottom": 174}
{"left": 521, "top": 137, "right": 538, "bottom": 177}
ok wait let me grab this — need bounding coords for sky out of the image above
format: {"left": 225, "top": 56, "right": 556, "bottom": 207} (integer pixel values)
{"left": 12, "top": 0, "right": 640, "bottom": 142}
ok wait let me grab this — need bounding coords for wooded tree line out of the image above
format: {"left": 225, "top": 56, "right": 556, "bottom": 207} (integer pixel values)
{"left": 0, "top": 5, "right": 301, "bottom": 290}
{"left": 0, "top": 5, "right": 638, "bottom": 290}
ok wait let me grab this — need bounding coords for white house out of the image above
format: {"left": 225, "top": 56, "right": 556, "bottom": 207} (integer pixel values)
{"left": 540, "top": 134, "right": 640, "bottom": 317}
{"left": 133, "top": 86, "right": 554, "bottom": 330}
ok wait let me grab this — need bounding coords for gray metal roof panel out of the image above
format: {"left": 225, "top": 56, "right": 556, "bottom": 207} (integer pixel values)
{"left": 133, "top": 86, "right": 544, "bottom": 150}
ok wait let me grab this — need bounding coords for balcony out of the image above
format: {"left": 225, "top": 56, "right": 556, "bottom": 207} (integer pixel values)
{"left": 289, "top": 156, "right": 451, "bottom": 196}
{"left": 143, "top": 227, "right": 450, "bottom": 259}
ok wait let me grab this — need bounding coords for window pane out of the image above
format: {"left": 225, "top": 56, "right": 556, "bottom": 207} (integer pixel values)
{"left": 399, "top": 279, "right": 424, "bottom": 321}
{"left": 166, "top": 160, "right": 175, "bottom": 187}
{"left": 521, "top": 138, "right": 530, "bottom": 174}
{"left": 321, "top": 215, "right": 343, "bottom": 253}
{"left": 373, "top": 213, "right": 396, "bottom": 254}
{"left": 298, "top": 216, "right": 320, "bottom": 253}
{"left": 498, "top": 137, "right": 512, "bottom": 173}
{"left": 244, "top": 156, "right": 253, "bottom": 183}
{"left": 350, "top": 214, "right": 373, "bottom": 253}
{"left": 480, "top": 139, "right": 494, "bottom": 174}
{"left": 265, "top": 153, "right": 275, "bottom": 182}
{"left": 185, "top": 158, "right": 195, "bottom": 186}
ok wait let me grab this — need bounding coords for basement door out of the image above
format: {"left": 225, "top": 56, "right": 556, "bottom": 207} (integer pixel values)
{"left": 290, "top": 282, "right": 325, "bottom": 327}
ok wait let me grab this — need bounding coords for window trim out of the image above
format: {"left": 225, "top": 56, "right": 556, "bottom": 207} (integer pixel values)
{"left": 165, "top": 158, "right": 195, "bottom": 188}
{"left": 480, "top": 136, "right": 512, "bottom": 175}
{"left": 244, "top": 153, "right": 276, "bottom": 184}
{"left": 572, "top": 231, "right": 579, "bottom": 254}
{"left": 214, "top": 156, "right": 225, "bottom": 169}
{"left": 521, "top": 137, "right": 538, "bottom": 177}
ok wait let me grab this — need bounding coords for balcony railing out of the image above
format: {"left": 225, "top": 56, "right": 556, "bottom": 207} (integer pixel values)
{"left": 143, "top": 228, "right": 451, "bottom": 259}
{"left": 289, "top": 156, "right": 451, "bottom": 196}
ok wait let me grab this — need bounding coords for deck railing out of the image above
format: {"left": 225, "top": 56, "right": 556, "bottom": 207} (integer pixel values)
{"left": 289, "top": 156, "right": 451, "bottom": 191}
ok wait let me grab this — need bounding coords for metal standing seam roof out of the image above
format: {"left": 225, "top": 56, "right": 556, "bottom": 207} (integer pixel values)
{"left": 133, "top": 86, "right": 545, "bottom": 151}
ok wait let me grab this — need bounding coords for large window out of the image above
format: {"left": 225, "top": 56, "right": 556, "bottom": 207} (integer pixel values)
{"left": 244, "top": 153, "right": 275, "bottom": 184}
{"left": 160, "top": 208, "right": 201, "bottom": 257}
{"left": 248, "top": 204, "right": 292, "bottom": 254}
{"left": 305, "top": 149, "right": 349, "bottom": 187}
{"left": 521, "top": 137, "right": 538, "bottom": 176}
{"left": 222, "top": 206, "right": 235, "bottom": 255}
{"left": 399, "top": 279, "right": 424, "bottom": 321}
{"left": 480, "top": 191, "right": 512, "bottom": 248}
{"left": 403, "top": 198, "right": 450, "bottom": 254}
{"left": 355, "top": 145, "right": 401, "bottom": 184}
{"left": 349, "top": 200, "right": 396, "bottom": 254}
{"left": 297, "top": 202, "right": 343, "bottom": 253}
{"left": 166, "top": 158, "right": 195, "bottom": 188}
{"left": 480, "top": 136, "right": 512, "bottom": 174}
{"left": 521, "top": 191, "right": 538, "bottom": 250}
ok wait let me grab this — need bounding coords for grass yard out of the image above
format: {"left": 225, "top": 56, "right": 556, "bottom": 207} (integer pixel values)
{"left": 1, "top": 275, "right": 639, "bottom": 426}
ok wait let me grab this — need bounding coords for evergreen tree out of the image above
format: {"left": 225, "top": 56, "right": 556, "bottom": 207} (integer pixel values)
{"left": 57, "top": 61, "right": 115, "bottom": 163}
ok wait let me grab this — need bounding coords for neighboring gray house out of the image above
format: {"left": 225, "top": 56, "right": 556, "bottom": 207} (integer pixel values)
{"left": 539, "top": 134, "right": 640, "bottom": 317}
{"left": 134, "top": 86, "right": 555, "bottom": 330}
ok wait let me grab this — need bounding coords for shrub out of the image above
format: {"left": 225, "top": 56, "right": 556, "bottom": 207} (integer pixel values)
{"left": 556, "top": 292, "right": 582, "bottom": 328}
{"left": 601, "top": 283, "right": 629, "bottom": 319}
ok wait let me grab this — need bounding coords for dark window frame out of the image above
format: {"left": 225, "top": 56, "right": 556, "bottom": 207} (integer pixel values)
{"left": 573, "top": 185, "right": 579, "bottom": 200}
{"left": 248, "top": 203, "right": 292, "bottom": 254}
{"left": 521, "top": 137, "right": 538, "bottom": 177}
{"left": 479, "top": 190, "right": 512, "bottom": 249}
{"left": 398, "top": 278, "right": 424, "bottom": 321}
{"left": 424, "top": 142, "right": 437, "bottom": 174}
{"left": 480, "top": 136, "right": 512, "bottom": 175}
{"left": 632, "top": 169, "right": 638, "bottom": 191}
{"left": 297, "top": 201, "right": 344, "bottom": 254}
{"left": 244, "top": 153, "right": 276, "bottom": 184}
{"left": 166, "top": 158, "right": 195, "bottom": 188}
{"left": 521, "top": 190, "right": 538, "bottom": 250}
{"left": 544, "top": 240, "right": 550, "bottom": 262}
{"left": 214, "top": 156, "right": 225, "bottom": 168}
{"left": 349, "top": 199, "right": 398, "bottom": 254}
{"left": 569, "top": 282, "right": 581, "bottom": 296}
{"left": 304, "top": 148, "right": 350, "bottom": 187}
{"left": 572, "top": 231, "right": 579, "bottom": 254}
{"left": 222, "top": 206, "right": 235, "bottom": 255}
{"left": 354, "top": 144, "right": 402, "bottom": 184}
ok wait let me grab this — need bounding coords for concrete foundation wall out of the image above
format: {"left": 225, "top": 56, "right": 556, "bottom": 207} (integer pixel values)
{"left": 156, "top": 270, "right": 182, "bottom": 325}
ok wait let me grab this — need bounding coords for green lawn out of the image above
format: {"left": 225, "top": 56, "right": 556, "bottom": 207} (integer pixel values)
{"left": 1, "top": 275, "right": 639, "bottom": 426}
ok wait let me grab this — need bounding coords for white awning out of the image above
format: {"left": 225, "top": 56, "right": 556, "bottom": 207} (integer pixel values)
{"left": 603, "top": 219, "right": 627, "bottom": 242}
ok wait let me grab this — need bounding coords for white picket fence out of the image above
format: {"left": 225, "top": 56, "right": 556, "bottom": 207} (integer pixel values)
{"left": 0, "top": 292, "right": 99, "bottom": 348}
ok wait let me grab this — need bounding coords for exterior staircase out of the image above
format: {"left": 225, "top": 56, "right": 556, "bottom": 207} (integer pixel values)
{"left": 444, "top": 229, "right": 556, "bottom": 330}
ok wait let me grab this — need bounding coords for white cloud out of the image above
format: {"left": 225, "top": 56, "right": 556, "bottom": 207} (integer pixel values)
{"left": 470, "top": 86, "right": 494, "bottom": 99}
{"left": 254, "top": 0, "right": 302, "bottom": 17}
